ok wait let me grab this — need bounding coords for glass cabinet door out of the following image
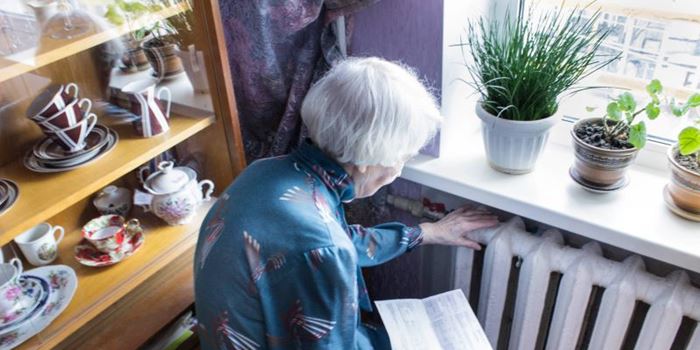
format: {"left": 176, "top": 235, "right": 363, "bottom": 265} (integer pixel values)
{"left": 0, "top": 0, "right": 243, "bottom": 348}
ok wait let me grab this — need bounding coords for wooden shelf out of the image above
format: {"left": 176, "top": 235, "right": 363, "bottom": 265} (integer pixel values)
{"left": 0, "top": 113, "right": 215, "bottom": 244}
{"left": 16, "top": 200, "right": 213, "bottom": 349}
{"left": 0, "top": 2, "right": 190, "bottom": 83}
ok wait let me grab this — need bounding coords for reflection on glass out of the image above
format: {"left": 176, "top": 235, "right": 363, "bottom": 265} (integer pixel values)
{"left": 530, "top": 0, "right": 700, "bottom": 140}
{"left": 44, "top": 0, "right": 92, "bottom": 40}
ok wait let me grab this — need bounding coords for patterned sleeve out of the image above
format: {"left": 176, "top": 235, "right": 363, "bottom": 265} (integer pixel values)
{"left": 257, "top": 246, "right": 360, "bottom": 349}
{"left": 347, "top": 222, "right": 423, "bottom": 267}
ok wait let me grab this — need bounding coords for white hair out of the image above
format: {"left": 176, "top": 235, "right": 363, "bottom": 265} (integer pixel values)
{"left": 300, "top": 57, "right": 442, "bottom": 167}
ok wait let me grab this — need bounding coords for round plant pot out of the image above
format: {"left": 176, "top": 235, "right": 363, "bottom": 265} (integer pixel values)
{"left": 570, "top": 118, "right": 639, "bottom": 191}
{"left": 121, "top": 47, "right": 150, "bottom": 72}
{"left": 141, "top": 40, "right": 184, "bottom": 79}
{"left": 475, "top": 103, "right": 558, "bottom": 174}
{"left": 666, "top": 146, "right": 700, "bottom": 216}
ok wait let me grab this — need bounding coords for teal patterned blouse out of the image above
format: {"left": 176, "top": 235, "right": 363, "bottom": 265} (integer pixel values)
{"left": 194, "top": 140, "right": 423, "bottom": 349}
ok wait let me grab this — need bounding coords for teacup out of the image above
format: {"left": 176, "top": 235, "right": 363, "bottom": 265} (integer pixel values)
{"left": 82, "top": 215, "right": 139, "bottom": 253}
{"left": 34, "top": 97, "right": 92, "bottom": 130}
{"left": 43, "top": 113, "right": 97, "bottom": 153}
{"left": 14, "top": 223, "right": 65, "bottom": 266}
{"left": 26, "top": 83, "right": 79, "bottom": 120}
{"left": 0, "top": 259, "right": 32, "bottom": 320}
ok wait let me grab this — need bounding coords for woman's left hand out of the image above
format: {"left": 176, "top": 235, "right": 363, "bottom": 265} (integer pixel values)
{"left": 419, "top": 206, "right": 499, "bottom": 250}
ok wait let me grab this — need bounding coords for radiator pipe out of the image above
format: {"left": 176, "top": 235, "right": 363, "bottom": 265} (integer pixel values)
{"left": 386, "top": 194, "right": 447, "bottom": 221}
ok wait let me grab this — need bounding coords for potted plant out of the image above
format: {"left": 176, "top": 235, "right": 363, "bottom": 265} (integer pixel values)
{"left": 570, "top": 80, "right": 670, "bottom": 191}
{"left": 140, "top": 20, "right": 185, "bottom": 80}
{"left": 464, "top": 3, "right": 615, "bottom": 174}
{"left": 104, "top": 0, "right": 161, "bottom": 72}
{"left": 666, "top": 96, "right": 700, "bottom": 219}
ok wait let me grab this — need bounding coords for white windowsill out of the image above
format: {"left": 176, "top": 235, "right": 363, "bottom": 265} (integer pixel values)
{"left": 402, "top": 126, "right": 700, "bottom": 273}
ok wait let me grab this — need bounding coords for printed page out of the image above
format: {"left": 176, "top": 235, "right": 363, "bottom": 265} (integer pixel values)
{"left": 375, "top": 298, "right": 442, "bottom": 350}
{"left": 422, "top": 290, "right": 492, "bottom": 350}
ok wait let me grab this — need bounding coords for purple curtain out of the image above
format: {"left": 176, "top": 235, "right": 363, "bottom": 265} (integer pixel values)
{"left": 219, "top": 0, "right": 378, "bottom": 162}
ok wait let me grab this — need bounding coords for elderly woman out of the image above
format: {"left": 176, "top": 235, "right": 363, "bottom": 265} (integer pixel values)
{"left": 194, "top": 57, "right": 498, "bottom": 349}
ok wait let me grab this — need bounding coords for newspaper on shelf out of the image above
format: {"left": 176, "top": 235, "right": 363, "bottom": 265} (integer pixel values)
{"left": 375, "top": 289, "right": 492, "bottom": 350}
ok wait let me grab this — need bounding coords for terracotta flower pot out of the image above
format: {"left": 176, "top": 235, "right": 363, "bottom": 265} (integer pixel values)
{"left": 141, "top": 39, "right": 184, "bottom": 79}
{"left": 570, "top": 118, "right": 639, "bottom": 192}
{"left": 666, "top": 146, "right": 700, "bottom": 216}
{"left": 475, "top": 103, "right": 558, "bottom": 174}
{"left": 121, "top": 47, "right": 150, "bottom": 72}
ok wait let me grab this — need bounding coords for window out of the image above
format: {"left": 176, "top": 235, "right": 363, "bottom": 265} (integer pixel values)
{"left": 532, "top": 0, "right": 700, "bottom": 143}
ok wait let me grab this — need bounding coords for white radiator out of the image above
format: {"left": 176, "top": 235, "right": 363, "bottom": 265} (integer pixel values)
{"left": 453, "top": 217, "right": 700, "bottom": 350}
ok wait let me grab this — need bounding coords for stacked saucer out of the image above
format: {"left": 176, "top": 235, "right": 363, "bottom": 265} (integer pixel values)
{"left": 24, "top": 125, "right": 118, "bottom": 173}
{"left": 0, "top": 265, "right": 77, "bottom": 348}
{"left": 0, "top": 275, "right": 51, "bottom": 334}
{"left": 0, "top": 179, "right": 18, "bottom": 216}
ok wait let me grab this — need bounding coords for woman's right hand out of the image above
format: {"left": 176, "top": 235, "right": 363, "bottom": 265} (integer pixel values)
{"left": 419, "top": 206, "right": 499, "bottom": 250}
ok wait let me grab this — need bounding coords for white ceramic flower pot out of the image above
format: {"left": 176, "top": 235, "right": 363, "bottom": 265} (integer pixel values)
{"left": 475, "top": 103, "right": 558, "bottom": 174}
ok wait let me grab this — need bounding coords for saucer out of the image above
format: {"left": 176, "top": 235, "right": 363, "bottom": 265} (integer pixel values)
{"left": 33, "top": 124, "right": 110, "bottom": 162}
{"left": 663, "top": 185, "right": 700, "bottom": 222}
{"left": 0, "top": 275, "right": 50, "bottom": 333}
{"left": 24, "top": 127, "right": 118, "bottom": 173}
{"left": 0, "top": 266, "right": 77, "bottom": 349}
{"left": 0, "top": 180, "right": 18, "bottom": 216}
{"left": 569, "top": 166, "right": 629, "bottom": 193}
{"left": 74, "top": 226, "right": 144, "bottom": 267}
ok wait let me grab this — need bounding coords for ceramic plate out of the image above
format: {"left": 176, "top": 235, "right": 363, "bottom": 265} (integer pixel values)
{"left": 663, "top": 185, "right": 700, "bottom": 222}
{"left": 33, "top": 124, "right": 109, "bottom": 161}
{"left": 24, "top": 128, "right": 118, "bottom": 173}
{"left": 0, "top": 266, "right": 77, "bottom": 349}
{"left": 0, "top": 276, "right": 50, "bottom": 333}
{"left": 74, "top": 225, "right": 144, "bottom": 267}
{"left": 569, "top": 166, "right": 629, "bottom": 193}
{"left": 0, "top": 181, "right": 8, "bottom": 208}
{"left": 0, "top": 180, "right": 18, "bottom": 216}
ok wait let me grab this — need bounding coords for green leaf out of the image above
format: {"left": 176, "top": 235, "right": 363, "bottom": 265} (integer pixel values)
{"left": 646, "top": 79, "right": 662, "bottom": 95}
{"left": 607, "top": 102, "right": 622, "bottom": 121}
{"left": 645, "top": 102, "right": 660, "bottom": 120}
{"left": 687, "top": 93, "right": 700, "bottom": 108}
{"left": 104, "top": 5, "right": 124, "bottom": 25}
{"left": 625, "top": 111, "right": 633, "bottom": 123}
{"left": 670, "top": 99, "right": 689, "bottom": 117}
{"left": 617, "top": 92, "right": 636, "bottom": 112}
{"left": 651, "top": 94, "right": 660, "bottom": 104}
{"left": 629, "top": 122, "right": 647, "bottom": 149}
{"left": 585, "top": 106, "right": 597, "bottom": 113}
{"left": 678, "top": 126, "right": 700, "bottom": 156}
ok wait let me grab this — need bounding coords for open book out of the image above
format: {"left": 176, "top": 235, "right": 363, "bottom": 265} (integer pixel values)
{"left": 375, "top": 290, "right": 492, "bottom": 350}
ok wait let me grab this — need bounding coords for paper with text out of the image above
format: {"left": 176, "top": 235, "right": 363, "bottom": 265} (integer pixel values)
{"left": 375, "top": 290, "right": 492, "bottom": 350}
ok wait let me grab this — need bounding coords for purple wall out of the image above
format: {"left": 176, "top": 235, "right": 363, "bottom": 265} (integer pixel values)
{"left": 349, "top": 0, "right": 444, "bottom": 156}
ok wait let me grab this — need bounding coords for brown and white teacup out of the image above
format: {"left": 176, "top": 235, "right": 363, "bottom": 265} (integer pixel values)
{"left": 26, "top": 83, "right": 79, "bottom": 120}
{"left": 34, "top": 97, "right": 92, "bottom": 130}
{"left": 82, "top": 215, "right": 139, "bottom": 253}
{"left": 43, "top": 113, "right": 97, "bottom": 153}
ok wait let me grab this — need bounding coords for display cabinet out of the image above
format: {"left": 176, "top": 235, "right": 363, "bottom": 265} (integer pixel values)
{"left": 0, "top": 0, "right": 245, "bottom": 348}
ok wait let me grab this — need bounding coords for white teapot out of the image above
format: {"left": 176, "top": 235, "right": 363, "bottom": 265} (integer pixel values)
{"left": 141, "top": 161, "right": 214, "bottom": 225}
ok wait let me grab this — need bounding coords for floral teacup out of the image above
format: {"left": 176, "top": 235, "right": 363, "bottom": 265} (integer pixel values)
{"left": 82, "top": 215, "right": 139, "bottom": 253}
{"left": 0, "top": 259, "right": 32, "bottom": 320}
